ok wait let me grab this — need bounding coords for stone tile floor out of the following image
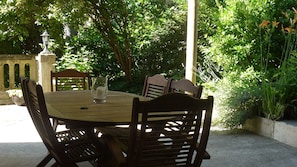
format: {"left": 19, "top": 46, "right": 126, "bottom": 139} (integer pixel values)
{"left": 1, "top": 104, "right": 297, "bottom": 167}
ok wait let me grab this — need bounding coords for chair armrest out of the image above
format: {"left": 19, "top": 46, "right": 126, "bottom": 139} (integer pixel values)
{"left": 196, "top": 143, "right": 211, "bottom": 159}
{"left": 203, "top": 150, "right": 211, "bottom": 159}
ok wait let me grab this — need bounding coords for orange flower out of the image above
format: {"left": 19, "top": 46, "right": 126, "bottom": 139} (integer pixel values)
{"left": 291, "top": 18, "right": 297, "bottom": 25}
{"left": 284, "top": 27, "right": 295, "bottom": 33}
{"left": 290, "top": 17, "right": 297, "bottom": 26}
{"left": 259, "top": 20, "right": 270, "bottom": 28}
{"left": 293, "top": 7, "right": 297, "bottom": 25}
{"left": 293, "top": 7, "right": 297, "bottom": 15}
{"left": 282, "top": 11, "right": 289, "bottom": 18}
{"left": 272, "top": 21, "right": 280, "bottom": 28}
{"left": 281, "top": 24, "right": 285, "bottom": 32}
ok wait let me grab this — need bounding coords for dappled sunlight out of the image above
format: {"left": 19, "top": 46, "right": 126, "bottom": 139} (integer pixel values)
{"left": 0, "top": 105, "right": 42, "bottom": 143}
{"left": 0, "top": 105, "right": 95, "bottom": 166}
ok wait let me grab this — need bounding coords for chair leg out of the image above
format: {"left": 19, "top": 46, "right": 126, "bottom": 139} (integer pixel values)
{"left": 52, "top": 119, "right": 58, "bottom": 131}
{"left": 51, "top": 162, "right": 60, "bottom": 167}
{"left": 37, "top": 153, "right": 53, "bottom": 167}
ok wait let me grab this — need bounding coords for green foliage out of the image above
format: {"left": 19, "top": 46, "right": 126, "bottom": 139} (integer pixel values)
{"left": 261, "top": 82, "right": 285, "bottom": 120}
{"left": 259, "top": 7, "right": 297, "bottom": 120}
{"left": 63, "top": 27, "right": 122, "bottom": 77}
{"left": 199, "top": 0, "right": 297, "bottom": 128}
{"left": 0, "top": 0, "right": 188, "bottom": 92}
{"left": 198, "top": 0, "right": 269, "bottom": 127}
{"left": 56, "top": 44, "right": 93, "bottom": 73}
{"left": 204, "top": 0, "right": 271, "bottom": 72}
{"left": 7, "top": 0, "right": 297, "bottom": 127}
{"left": 213, "top": 67, "right": 261, "bottom": 128}
{"left": 54, "top": 0, "right": 188, "bottom": 93}
{"left": 132, "top": 0, "right": 187, "bottom": 78}
{"left": 0, "top": 0, "right": 64, "bottom": 54}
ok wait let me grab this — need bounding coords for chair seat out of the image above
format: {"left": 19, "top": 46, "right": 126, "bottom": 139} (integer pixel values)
{"left": 99, "top": 125, "right": 211, "bottom": 160}
{"left": 97, "top": 126, "right": 130, "bottom": 151}
{"left": 40, "top": 138, "right": 102, "bottom": 166}
{"left": 65, "top": 140, "right": 102, "bottom": 162}
{"left": 56, "top": 128, "right": 89, "bottom": 143}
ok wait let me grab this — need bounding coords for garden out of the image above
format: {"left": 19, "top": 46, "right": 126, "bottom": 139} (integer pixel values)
{"left": 0, "top": 0, "right": 297, "bottom": 129}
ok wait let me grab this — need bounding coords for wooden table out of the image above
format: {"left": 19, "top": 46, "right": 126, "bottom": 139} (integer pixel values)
{"left": 45, "top": 90, "right": 145, "bottom": 126}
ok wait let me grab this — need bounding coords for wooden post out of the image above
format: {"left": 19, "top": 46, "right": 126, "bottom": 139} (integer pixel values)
{"left": 185, "top": 0, "right": 198, "bottom": 83}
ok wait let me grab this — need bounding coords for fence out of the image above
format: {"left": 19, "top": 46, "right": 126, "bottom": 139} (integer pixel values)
{"left": 0, "top": 55, "right": 38, "bottom": 91}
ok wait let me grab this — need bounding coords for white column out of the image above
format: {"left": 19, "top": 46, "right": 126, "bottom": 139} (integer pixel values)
{"left": 186, "top": 0, "right": 198, "bottom": 82}
{"left": 36, "top": 53, "right": 56, "bottom": 93}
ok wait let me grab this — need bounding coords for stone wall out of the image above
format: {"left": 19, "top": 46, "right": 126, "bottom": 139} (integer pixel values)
{"left": 0, "top": 54, "right": 56, "bottom": 104}
{"left": 0, "top": 54, "right": 38, "bottom": 91}
{"left": 243, "top": 117, "right": 297, "bottom": 148}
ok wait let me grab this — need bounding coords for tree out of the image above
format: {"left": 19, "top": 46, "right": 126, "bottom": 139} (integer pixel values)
{"left": 0, "top": 0, "right": 133, "bottom": 80}
{"left": 46, "top": 0, "right": 133, "bottom": 81}
{"left": 0, "top": 0, "right": 66, "bottom": 54}
{"left": 0, "top": 0, "right": 188, "bottom": 83}
{"left": 53, "top": 0, "right": 186, "bottom": 81}
{"left": 86, "top": 1, "right": 133, "bottom": 81}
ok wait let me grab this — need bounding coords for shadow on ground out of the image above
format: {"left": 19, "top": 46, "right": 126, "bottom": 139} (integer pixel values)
{"left": 1, "top": 105, "right": 297, "bottom": 167}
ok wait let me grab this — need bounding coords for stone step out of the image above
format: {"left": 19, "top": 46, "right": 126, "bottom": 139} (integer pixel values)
{"left": 0, "top": 91, "right": 13, "bottom": 105}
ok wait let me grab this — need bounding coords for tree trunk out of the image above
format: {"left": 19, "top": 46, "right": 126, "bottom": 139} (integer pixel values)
{"left": 89, "top": 1, "right": 132, "bottom": 81}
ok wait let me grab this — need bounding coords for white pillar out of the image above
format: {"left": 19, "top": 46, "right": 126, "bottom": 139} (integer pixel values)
{"left": 36, "top": 53, "right": 56, "bottom": 93}
{"left": 186, "top": 0, "right": 198, "bottom": 82}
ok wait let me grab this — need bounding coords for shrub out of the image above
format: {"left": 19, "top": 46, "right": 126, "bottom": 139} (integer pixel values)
{"left": 212, "top": 67, "right": 261, "bottom": 128}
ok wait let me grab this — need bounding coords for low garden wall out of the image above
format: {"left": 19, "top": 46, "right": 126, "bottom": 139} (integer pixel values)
{"left": 243, "top": 117, "right": 297, "bottom": 148}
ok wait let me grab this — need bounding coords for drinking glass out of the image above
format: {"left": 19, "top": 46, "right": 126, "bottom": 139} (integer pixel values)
{"left": 91, "top": 76, "right": 108, "bottom": 103}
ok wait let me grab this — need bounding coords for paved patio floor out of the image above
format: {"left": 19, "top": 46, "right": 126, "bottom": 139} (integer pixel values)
{"left": 1, "top": 104, "right": 297, "bottom": 167}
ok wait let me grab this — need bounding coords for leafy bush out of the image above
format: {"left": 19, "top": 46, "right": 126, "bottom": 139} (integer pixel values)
{"left": 259, "top": 7, "right": 297, "bottom": 120}
{"left": 56, "top": 1, "right": 188, "bottom": 93}
{"left": 131, "top": 0, "right": 187, "bottom": 79}
{"left": 56, "top": 44, "right": 94, "bottom": 73}
{"left": 212, "top": 67, "right": 261, "bottom": 128}
{"left": 201, "top": 0, "right": 297, "bottom": 127}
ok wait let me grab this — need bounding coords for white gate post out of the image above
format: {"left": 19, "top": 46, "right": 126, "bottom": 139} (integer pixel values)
{"left": 36, "top": 53, "right": 56, "bottom": 92}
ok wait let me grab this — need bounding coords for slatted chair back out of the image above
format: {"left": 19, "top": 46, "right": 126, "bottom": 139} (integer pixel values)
{"left": 142, "top": 74, "right": 171, "bottom": 99}
{"left": 167, "top": 79, "right": 208, "bottom": 160}
{"left": 21, "top": 78, "right": 77, "bottom": 166}
{"left": 51, "top": 69, "right": 91, "bottom": 91}
{"left": 127, "top": 93, "right": 214, "bottom": 167}
{"left": 169, "top": 79, "right": 203, "bottom": 98}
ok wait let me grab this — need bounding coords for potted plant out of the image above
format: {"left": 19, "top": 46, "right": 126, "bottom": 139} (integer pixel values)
{"left": 6, "top": 89, "right": 25, "bottom": 106}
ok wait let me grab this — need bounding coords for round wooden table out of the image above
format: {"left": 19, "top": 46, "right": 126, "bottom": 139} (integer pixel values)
{"left": 45, "top": 90, "right": 145, "bottom": 126}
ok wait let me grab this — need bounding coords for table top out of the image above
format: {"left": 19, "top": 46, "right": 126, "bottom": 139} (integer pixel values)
{"left": 45, "top": 90, "right": 145, "bottom": 125}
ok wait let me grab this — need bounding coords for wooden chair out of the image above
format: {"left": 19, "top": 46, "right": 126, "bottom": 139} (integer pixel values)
{"left": 168, "top": 78, "right": 203, "bottom": 98}
{"left": 96, "top": 74, "right": 171, "bottom": 144}
{"left": 167, "top": 79, "right": 208, "bottom": 159}
{"left": 142, "top": 74, "right": 171, "bottom": 99}
{"left": 105, "top": 93, "right": 214, "bottom": 167}
{"left": 21, "top": 78, "right": 104, "bottom": 167}
{"left": 51, "top": 69, "right": 91, "bottom": 130}
{"left": 51, "top": 69, "right": 91, "bottom": 91}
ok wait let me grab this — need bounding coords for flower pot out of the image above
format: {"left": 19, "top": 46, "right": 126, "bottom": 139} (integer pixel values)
{"left": 11, "top": 96, "right": 25, "bottom": 106}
